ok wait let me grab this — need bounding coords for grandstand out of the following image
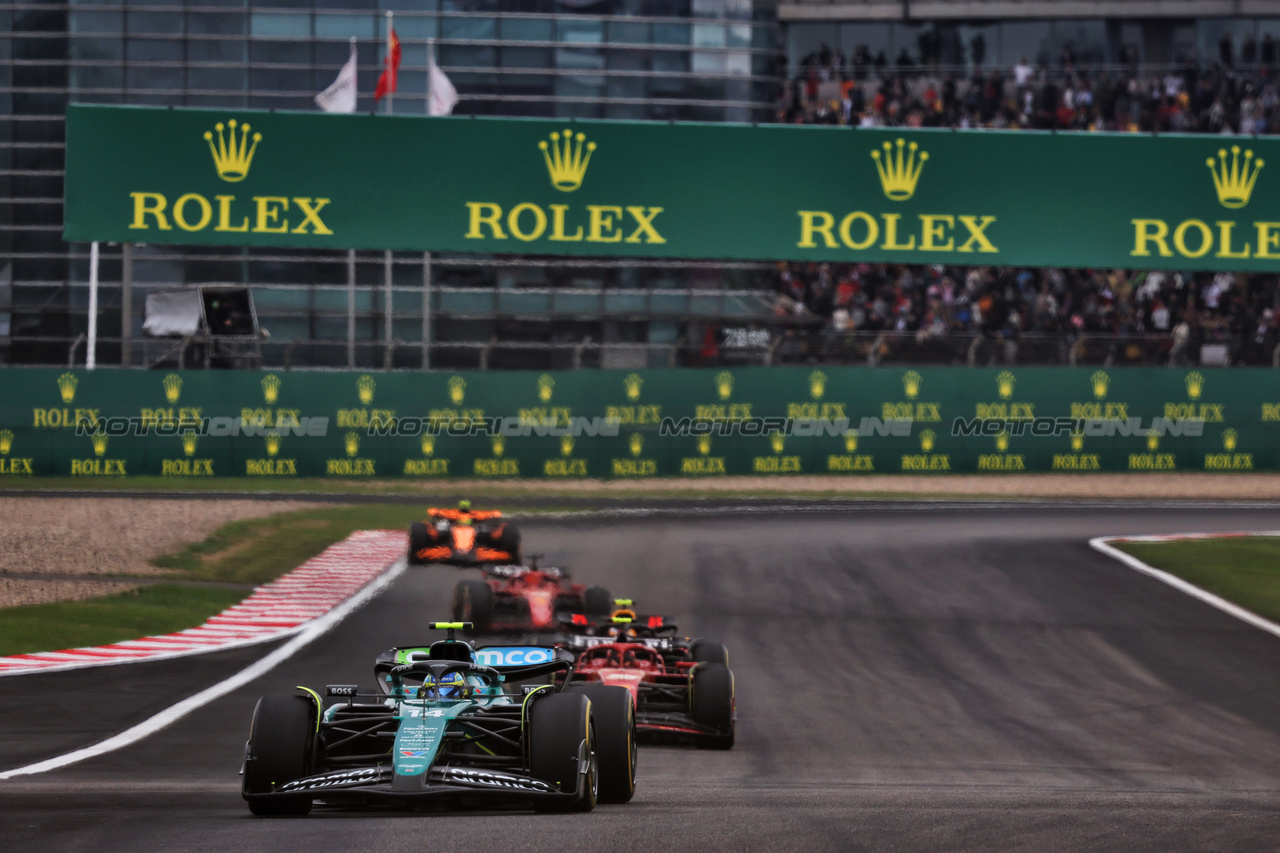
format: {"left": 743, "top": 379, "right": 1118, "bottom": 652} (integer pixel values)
{"left": 4, "top": 0, "right": 1278, "bottom": 370}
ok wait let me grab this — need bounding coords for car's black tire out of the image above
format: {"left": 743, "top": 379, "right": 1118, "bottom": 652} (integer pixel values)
{"left": 243, "top": 693, "right": 316, "bottom": 815}
{"left": 452, "top": 579, "right": 494, "bottom": 632}
{"left": 583, "top": 586, "right": 612, "bottom": 617}
{"left": 690, "top": 663, "right": 735, "bottom": 750}
{"left": 407, "top": 522, "right": 432, "bottom": 565}
{"left": 493, "top": 522, "right": 522, "bottom": 563}
{"left": 689, "top": 640, "right": 729, "bottom": 666}
{"left": 529, "top": 693, "right": 597, "bottom": 812}
{"left": 566, "top": 684, "right": 636, "bottom": 803}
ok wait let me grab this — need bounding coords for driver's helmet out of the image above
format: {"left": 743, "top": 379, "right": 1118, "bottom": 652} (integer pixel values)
{"left": 458, "top": 499, "right": 472, "bottom": 512}
{"left": 423, "top": 671, "right": 468, "bottom": 699}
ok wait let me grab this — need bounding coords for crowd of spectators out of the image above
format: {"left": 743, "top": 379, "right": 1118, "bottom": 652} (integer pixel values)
{"left": 780, "top": 42, "right": 1280, "bottom": 134}
{"left": 768, "top": 43, "right": 1280, "bottom": 364}
{"left": 770, "top": 263, "right": 1280, "bottom": 366}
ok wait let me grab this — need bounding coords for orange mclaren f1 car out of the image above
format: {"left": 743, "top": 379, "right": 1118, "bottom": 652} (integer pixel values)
{"left": 407, "top": 504, "right": 521, "bottom": 567}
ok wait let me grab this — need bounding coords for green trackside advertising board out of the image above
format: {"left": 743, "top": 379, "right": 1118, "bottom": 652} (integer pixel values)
{"left": 63, "top": 104, "right": 1280, "bottom": 271}
{"left": 0, "top": 367, "right": 1277, "bottom": 479}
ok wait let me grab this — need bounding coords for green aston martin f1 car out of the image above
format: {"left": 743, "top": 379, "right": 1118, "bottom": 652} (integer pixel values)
{"left": 240, "top": 623, "right": 635, "bottom": 815}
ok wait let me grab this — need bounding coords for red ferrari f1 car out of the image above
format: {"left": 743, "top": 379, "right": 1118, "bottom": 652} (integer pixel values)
{"left": 407, "top": 504, "right": 521, "bottom": 567}
{"left": 559, "top": 603, "right": 735, "bottom": 749}
{"left": 451, "top": 558, "right": 611, "bottom": 634}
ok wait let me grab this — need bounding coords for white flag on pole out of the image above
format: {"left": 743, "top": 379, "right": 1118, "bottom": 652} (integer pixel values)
{"left": 428, "top": 54, "right": 459, "bottom": 116}
{"left": 316, "top": 41, "right": 358, "bottom": 114}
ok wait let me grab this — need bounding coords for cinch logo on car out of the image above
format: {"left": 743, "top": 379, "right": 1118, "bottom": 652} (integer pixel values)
{"left": 475, "top": 647, "right": 554, "bottom": 667}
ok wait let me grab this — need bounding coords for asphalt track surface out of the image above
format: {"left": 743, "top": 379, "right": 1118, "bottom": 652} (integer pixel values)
{"left": 6, "top": 505, "right": 1280, "bottom": 851}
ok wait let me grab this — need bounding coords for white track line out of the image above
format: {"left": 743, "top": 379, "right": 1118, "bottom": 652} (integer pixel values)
{"left": 0, "top": 557, "right": 406, "bottom": 780}
{"left": 1090, "top": 533, "right": 1280, "bottom": 641}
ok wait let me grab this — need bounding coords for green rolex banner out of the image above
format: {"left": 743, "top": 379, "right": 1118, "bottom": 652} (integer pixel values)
{"left": 63, "top": 104, "right": 1280, "bottom": 270}
{"left": 1, "top": 366, "right": 1278, "bottom": 479}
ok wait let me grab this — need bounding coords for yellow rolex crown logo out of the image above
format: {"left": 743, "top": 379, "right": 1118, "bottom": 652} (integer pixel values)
{"left": 697, "top": 435, "right": 712, "bottom": 455}
{"left": 1091, "top": 370, "right": 1110, "bottom": 399}
{"left": 421, "top": 434, "right": 436, "bottom": 456}
{"left": 91, "top": 433, "right": 108, "bottom": 456}
{"left": 995, "top": 432, "right": 1009, "bottom": 452}
{"left": 1070, "top": 433, "right": 1084, "bottom": 452}
{"left": 903, "top": 370, "right": 921, "bottom": 399}
{"left": 920, "top": 429, "right": 935, "bottom": 452}
{"left": 163, "top": 373, "right": 183, "bottom": 404}
{"left": 1207, "top": 145, "right": 1263, "bottom": 208}
{"left": 715, "top": 371, "right": 733, "bottom": 401}
{"left": 0, "top": 430, "right": 13, "bottom": 454}
{"left": 1146, "top": 432, "right": 1160, "bottom": 451}
{"left": 204, "top": 119, "right": 261, "bottom": 183}
{"left": 492, "top": 435, "right": 506, "bottom": 457}
{"left": 872, "top": 138, "right": 929, "bottom": 201}
{"left": 538, "top": 374, "right": 555, "bottom": 403}
{"left": 356, "top": 375, "right": 376, "bottom": 405}
{"left": 1185, "top": 371, "right": 1204, "bottom": 400}
{"left": 809, "top": 370, "right": 827, "bottom": 400}
{"left": 448, "top": 376, "right": 466, "bottom": 405}
{"left": 624, "top": 373, "right": 643, "bottom": 401}
{"left": 265, "top": 434, "right": 281, "bottom": 457}
{"left": 629, "top": 433, "right": 643, "bottom": 456}
{"left": 181, "top": 431, "right": 197, "bottom": 456}
{"left": 539, "top": 129, "right": 596, "bottom": 192}
{"left": 770, "top": 432, "right": 785, "bottom": 454}
{"left": 560, "top": 435, "right": 575, "bottom": 457}
{"left": 58, "top": 372, "right": 78, "bottom": 404}
{"left": 996, "top": 371, "right": 1015, "bottom": 400}
{"left": 843, "top": 431, "right": 858, "bottom": 453}
{"left": 261, "top": 374, "right": 281, "bottom": 405}
{"left": 1223, "top": 428, "right": 1238, "bottom": 451}
{"left": 344, "top": 432, "right": 360, "bottom": 457}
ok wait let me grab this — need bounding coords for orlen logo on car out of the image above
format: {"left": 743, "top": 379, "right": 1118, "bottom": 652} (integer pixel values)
{"left": 475, "top": 647, "right": 555, "bottom": 667}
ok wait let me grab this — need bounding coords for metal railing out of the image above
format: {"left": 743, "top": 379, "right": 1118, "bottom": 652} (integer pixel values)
{"left": 21, "top": 327, "right": 1279, "bottom": 371}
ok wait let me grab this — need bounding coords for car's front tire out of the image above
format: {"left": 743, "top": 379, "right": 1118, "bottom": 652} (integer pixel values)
{"left": 243, "top": 693, "right": 316, "bottom": 815}
{"left": 566, "top": 684, "right": 637, "bottom": 803}
{"left": 529, "top": 693, "right": 597, "bottom": 812}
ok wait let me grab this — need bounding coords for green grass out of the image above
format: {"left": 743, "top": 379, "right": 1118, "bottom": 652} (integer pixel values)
{"left": 149, "top": 503, "right": 426, "bottom": 584}
{"left": 1115, "top": 536, "right": 1280, "bottom": 624}
{"left": 0, "top": 502, "right": 433, "bottom": 657}
{"left": 0, "top": 584, "right": 246, "bottom": 657}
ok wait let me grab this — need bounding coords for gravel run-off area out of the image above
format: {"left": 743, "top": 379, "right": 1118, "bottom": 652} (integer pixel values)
{"left": 0, "top": 498, "right": 311, "bottom": 608}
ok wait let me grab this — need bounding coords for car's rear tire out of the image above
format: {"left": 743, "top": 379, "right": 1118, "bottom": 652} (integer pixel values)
{"left": 452, "top": 579, "right": 494, "bottom": 632}
{"left": 565, "top": 684, "right": 636, "bottom": 803}
{"left": 243, "top": 693, "right": 316, "bottom": 815}
{"left": 689, "top": 640, "right": 729, "bottom": 665}
{"left": 583, "top": 586, "right": 612, "bottom": 618}
{"left": 407, "top": 522, "right": 432, "bottom": 565}
{"left": 690, "top": 663, "right": 735, "bottom": 751}
{"left": 529, "top": 693, "right": 597, "bottom": 812}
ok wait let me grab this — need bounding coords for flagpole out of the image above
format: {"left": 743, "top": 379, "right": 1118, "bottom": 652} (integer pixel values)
{"left": 384, "top": 11, "right": 394, "bottom": 116}
{"left": 427, "top": 37, "right": 434, "bottom": 115}
{"left": 384, "top": 11, "right": 394, "bottom": 365}
{"left": 86, "top": 241, "right": 99, "bottom": 369}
